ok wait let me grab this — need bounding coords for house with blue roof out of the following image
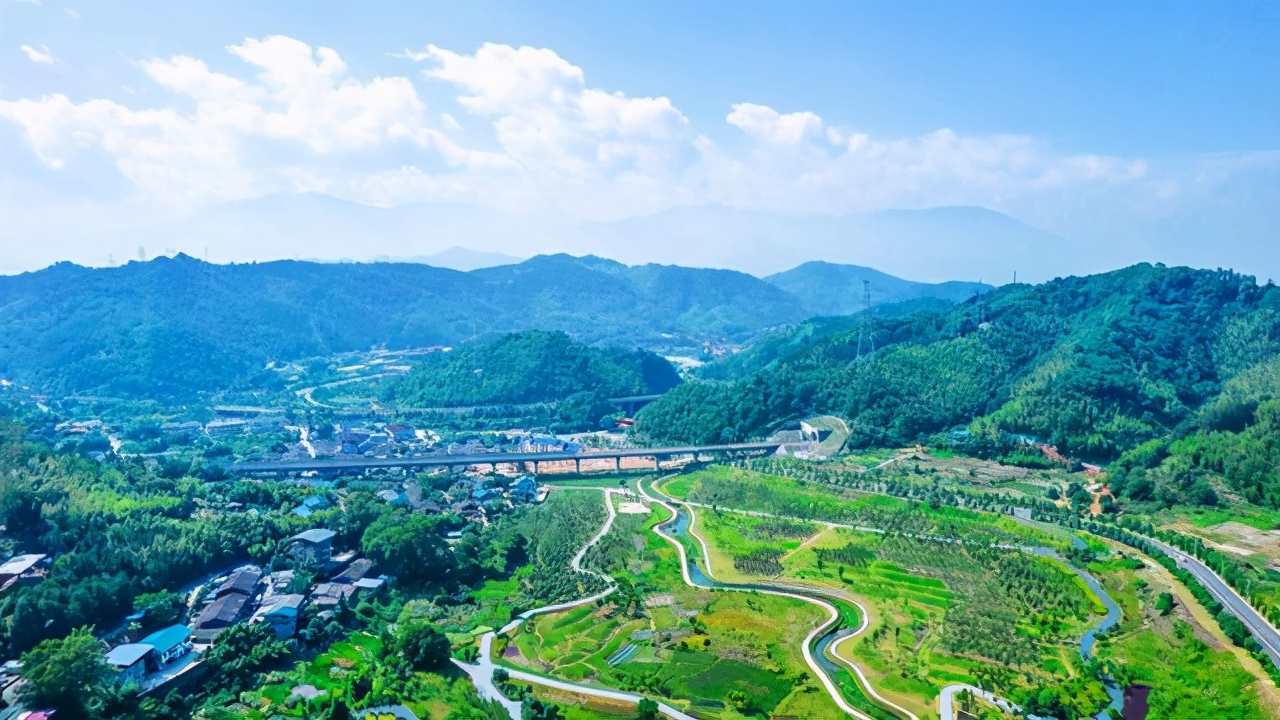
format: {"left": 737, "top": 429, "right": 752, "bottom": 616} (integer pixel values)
{"left": 139, "top": 624, "right": 192, "bottom": 666}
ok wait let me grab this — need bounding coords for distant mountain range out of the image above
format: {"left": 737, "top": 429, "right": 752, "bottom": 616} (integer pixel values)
{"left": 571, "top": 204, "right": 1061, "bottom": 283}
{"left": 4, "top": 191, "right": 1071, "bottom": 283}
{"left": 370, "top": 247, "right": 523, "bottom": 271}
{"left": 0, "top": 254, "right": 981, "bottom": 400}
{"left": 765, "top": 261, "right": 991, "bottom": 316}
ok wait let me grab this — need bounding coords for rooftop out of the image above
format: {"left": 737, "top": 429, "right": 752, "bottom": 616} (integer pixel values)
{"left": 291, "top": 528, "right": 336, "bottom": 545}
{"left": 105, "top": 643, "right": 153, "bottom": 668}
{"left": 332, "top": 558, "right": 373, "bottom": 584}
{"left": 198, "top": 594, "right": 248, "bottom": 627}
{"left": 217, "top": 567, "right": 261, "bottom": 597}
{"left": 0, "top": 554, "right": 46, "bottom": 576}
{"left": 138, "top": 625, "right": 191, "bottom": 654}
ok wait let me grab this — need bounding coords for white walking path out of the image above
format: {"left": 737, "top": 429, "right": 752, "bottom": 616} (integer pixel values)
{"left": 639, "top": 481, "right": 919, "bottom": 720}
{"left": 455, "top": 488, "right": 695, "bottom": 720}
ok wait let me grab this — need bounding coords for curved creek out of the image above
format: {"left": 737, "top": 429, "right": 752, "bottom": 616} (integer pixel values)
{"left": 658, "top": 486, "right": 1126, "bottom": 719}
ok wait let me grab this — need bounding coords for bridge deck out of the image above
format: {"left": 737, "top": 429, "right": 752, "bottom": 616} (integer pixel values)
{"left": 231, "top": 441, "right": 781, "bottom": 474}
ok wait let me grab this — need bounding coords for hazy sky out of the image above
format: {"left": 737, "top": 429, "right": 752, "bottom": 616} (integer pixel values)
{"left": 2, "top": 0, "right": 1277, "bottom": 279}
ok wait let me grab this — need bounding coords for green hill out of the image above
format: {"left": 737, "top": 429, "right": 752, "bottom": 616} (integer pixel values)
{"left": 635, "top": 264, "right": 1280, "bottom": 506}
{"left": 382, "top": 330, "right": 679, "bottom": 408}
{"left": 0, "top": 254, "right": 991, "bottom": 402}
{"left": 0, "top": 254, "right": 802, "bottom": 401}
{"left": 765, "top": 260, "right": 992, "bottom": 316}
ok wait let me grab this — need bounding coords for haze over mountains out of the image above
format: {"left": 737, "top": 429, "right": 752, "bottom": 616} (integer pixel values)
{"left": 0, "top": 253, "right": 983, "bottom": 400}
{"left": 6, "top": 192, "right": 1071, "bottom": 284}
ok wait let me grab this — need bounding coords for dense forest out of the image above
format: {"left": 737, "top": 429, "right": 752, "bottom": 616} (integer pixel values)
{"left": 0, "top": 254, "right": 979, "bottom": 402}
{"left": 635, "top": 264, "right": 1280, "bottom": 507}
{"left": 381, "top": 331, "right": 680, "bottom": 431}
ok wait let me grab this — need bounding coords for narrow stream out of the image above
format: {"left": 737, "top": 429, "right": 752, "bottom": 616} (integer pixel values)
{"left": 663, "top": 489, "right": 1127, "bottom": 719}
{"left": 658, "top": 498, "right": 878, "bottom": 714}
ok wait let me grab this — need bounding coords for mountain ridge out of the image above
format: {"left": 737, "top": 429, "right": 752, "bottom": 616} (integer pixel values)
{"left": 0, "top": 254, "right": 991, "bottom": 400}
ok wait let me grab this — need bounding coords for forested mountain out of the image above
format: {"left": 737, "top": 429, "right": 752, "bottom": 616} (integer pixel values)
{"left": 635, "top": 264, "right": 1280, "bottom": 505}
{"left": 0, "top": 254, "right": 797, "bottom": 401}
{"left": 765, "top": 261, "right": 992, "bottom": 316}
{"left": 0, "top": 254, "right": 980, "bottom": 402}
{"left": 382, "top": 330, "right": 679, "bottom": 409}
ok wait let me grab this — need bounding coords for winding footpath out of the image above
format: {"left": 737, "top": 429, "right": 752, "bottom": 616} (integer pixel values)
{"left": 458, "top": 480, "right": 1120, "bottom": 720}
{"left": 638, "top": 480, "right": 920, "bottom": 720}
{"left": 454, "top": 488, "right": 695, "bottom": 720}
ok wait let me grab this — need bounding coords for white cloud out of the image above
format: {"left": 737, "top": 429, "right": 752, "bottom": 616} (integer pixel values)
{"left": 19, "top": 44, "right": 54, "bottom": 64}
{"left": 63, "top": 7, "right": 79, "bottom": 19}
{"left": 0, "top": 35, "right": 1168, "bottom": 223}
{"left": 726, "top": 103, "right": 825, "bottom": 145}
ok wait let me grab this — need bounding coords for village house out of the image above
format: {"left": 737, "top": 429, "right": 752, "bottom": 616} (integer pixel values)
{"left": 214, "top": 566, "right": 261, "bottom": 599}
{"left": 338, "top": 429, "right": 369, "bottom": 454}
{"left": 291, "top": 494, "right": 332, "bottom": 518}
{"left": 332, "top": 558, "right": 374, "bottom": 585}
{"left": 289, "top": 528, "right": 336, "bottom": 565}
{"left": 385, "top": 423, "right": 416, "bottom": 442}
{"left": 138, "top": 625, "right": 193, "bottom": 666}
{"left": 194, "top": 594, "right": 249, "bottom": 642}
{"left": 105, "top": 644, "right": 152, "bottom": 683}
{"left": 309, "top": 581, "right": 357, "bottom": 608}
{"left": 509, "top": 476, "right": 538, "bottom": 502}
{"left": 250, "top": 593, "right": 305, "bottom": 639}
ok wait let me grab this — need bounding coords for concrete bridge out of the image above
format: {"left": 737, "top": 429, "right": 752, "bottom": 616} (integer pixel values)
{"left": 230, "top": 441, "right": 782, "bottom": 477}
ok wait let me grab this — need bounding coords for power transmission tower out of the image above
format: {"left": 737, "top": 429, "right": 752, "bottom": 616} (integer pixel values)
{"left": 857, "top": 280, "right": 874, "bottom": 356}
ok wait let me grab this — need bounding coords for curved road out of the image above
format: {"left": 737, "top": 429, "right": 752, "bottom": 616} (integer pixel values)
{"left": 455, "top": 488, "right": 695, "bottom": 720}
{"left": 639, "top": 480, "right": 920, "bottom": 720}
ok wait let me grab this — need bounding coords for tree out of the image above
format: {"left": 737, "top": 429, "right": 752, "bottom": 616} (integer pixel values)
{"left": 635, "top": 698, "right": 660, "bottom": 720}
{"left": 201, "top": 623, "right": 289, "bottom": 691}
{"left": 19, "top": 626, "right": 110, "bottom": 719}
{"left": 522, "top": 698, "right": 564, "bottom": 720}
{"left": 362, "top": 512, "right": 456, "bottom": 586}
{"left": 392, "top": 621, "right": 452, "bottom": 671}
{"left": 132, "top": 590, "right": 186, "bottom": 631}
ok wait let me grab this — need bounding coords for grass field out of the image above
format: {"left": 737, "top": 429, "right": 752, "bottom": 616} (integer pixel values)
{"left": 660, "top": 465, "right": 1275, "bottom": 719}
{"left": 496, "top": 495, "right": 843, "bottom": 719}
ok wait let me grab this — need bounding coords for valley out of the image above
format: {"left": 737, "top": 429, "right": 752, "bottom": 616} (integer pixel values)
{"left": 0, "top": 259, "right": 1277, "bottom": 720}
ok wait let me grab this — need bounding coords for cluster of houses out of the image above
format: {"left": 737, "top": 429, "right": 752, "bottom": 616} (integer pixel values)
{"left": 442, "top": 475, "right": 546, "bottom": 524}
{"left": 99, "top": 528, "right": 388, "bottom": 691}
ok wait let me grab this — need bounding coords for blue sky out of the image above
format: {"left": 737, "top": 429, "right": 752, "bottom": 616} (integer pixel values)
{"left": 1, "top": 0, "right": 1277, "bottom": 280}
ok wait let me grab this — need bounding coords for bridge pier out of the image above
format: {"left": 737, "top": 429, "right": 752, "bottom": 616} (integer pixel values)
{"left": 615, "top": 456, "right": 621, "bottom": 471}
{"left": 532, "top": 460, "right": 539, "bottom": 474}
{"left": 575, "top": 458, "right": 581, "bottom": 474}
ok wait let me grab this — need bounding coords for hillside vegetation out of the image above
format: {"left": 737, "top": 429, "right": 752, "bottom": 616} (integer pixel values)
{"left": 381, "top": 331, "right": 680, "bottom": 431}
{"left": 635, "top": 264, "right": 1280, "bottom": 507}
{"left": 0, "top": 254, "right": 981, "bottom": 402}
